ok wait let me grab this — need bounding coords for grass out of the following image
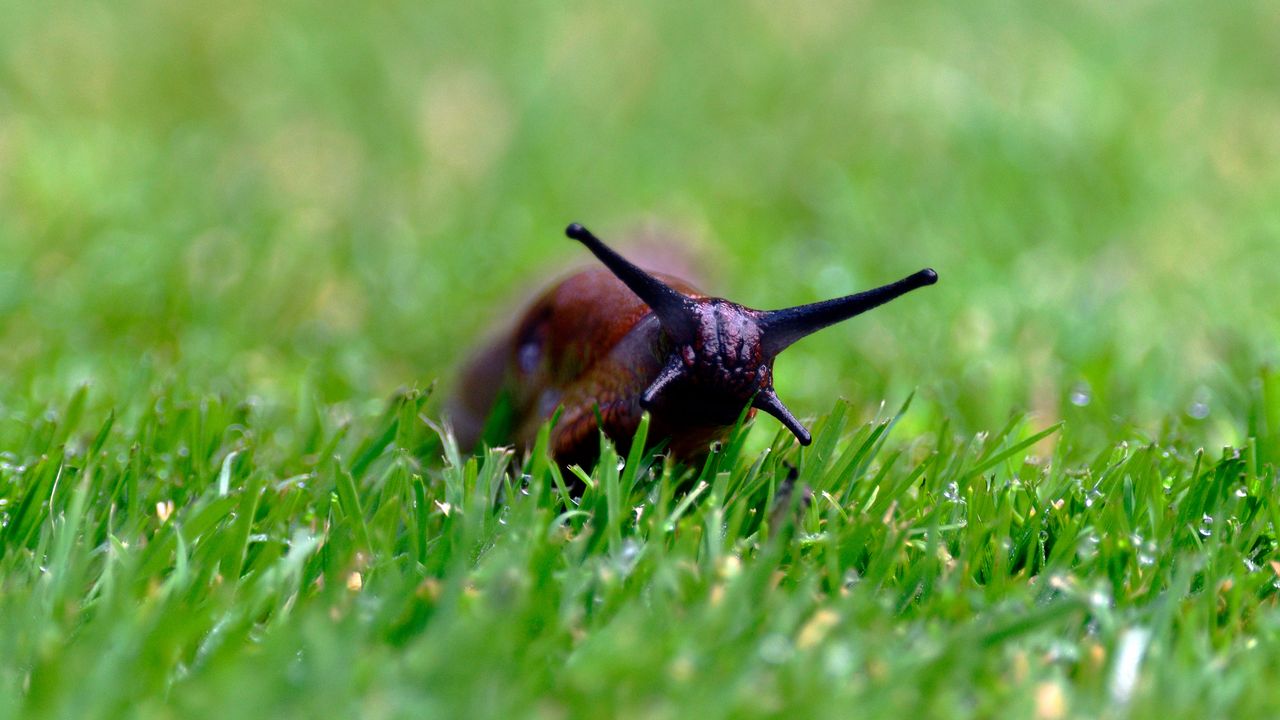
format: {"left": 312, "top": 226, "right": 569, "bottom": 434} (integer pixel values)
{"left": 3, "top": 0, "right": 1280, "bottom": 717}
{"left": 3, "top": 383, "right": 1280, "bottom": 719}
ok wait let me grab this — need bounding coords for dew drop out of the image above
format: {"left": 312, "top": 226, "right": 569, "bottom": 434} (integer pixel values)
{"left": 1187, "top": 387, "right": 1213, "bottom": 419}
{"left": 843, "top": 568, "right": 861, "bottom": 589}
{"left": 1045, "top": 640, "right": 1080, "bottom": 663}
{"left": 1069, "top": 382, "right": 1092, "bottom": 407}
{"left": 1198, "top": 514, "right": 1213, "bottom": 538}
{"left": 1077, "top": 531, "right": 1099, "bottom": 560}
{"left": 1084, "top": 487, "right": 1103, "bottom": 508}
{"left": 614, "top": 539, "right": 642, "bottom": 576}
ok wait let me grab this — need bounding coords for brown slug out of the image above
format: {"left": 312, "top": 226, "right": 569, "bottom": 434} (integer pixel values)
{"left": 448, "top": 223, "right": 937, "bottom": 467}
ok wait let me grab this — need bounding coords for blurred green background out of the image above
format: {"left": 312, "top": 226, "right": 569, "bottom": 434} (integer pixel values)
{"left": 2, "top": 0, "right": 1277, "bottom": 447}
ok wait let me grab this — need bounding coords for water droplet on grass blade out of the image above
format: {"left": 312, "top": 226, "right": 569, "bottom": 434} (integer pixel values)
{"left": 1084, "top": 486, "right": 1103, "bottom": 508}
{"left": 943, "top": 482, "right": 964, "bottom": 504}
{"left": 1199, "top": 514, "right": 1213, "bottom": 538}
{"left": 1077, "top": 531, "right": 1099, "bottom": 560}
{"left": 1069, "top": 382, "right": 1092, "bottom": 407}
{"left": 843, "top": 568, "right": 861, "bottom": 589}
{"left": 613, "top": 539, "right": 642, "bottom": 577}
{"left": 1187, "top": 387, "right": 1212, "bottom": 419}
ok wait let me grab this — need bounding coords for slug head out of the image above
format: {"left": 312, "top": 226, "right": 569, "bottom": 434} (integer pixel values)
{"left": 565, "top": 223, "right": 937, "bottom": 446}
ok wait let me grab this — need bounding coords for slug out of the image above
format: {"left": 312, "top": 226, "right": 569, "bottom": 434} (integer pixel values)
{"left": 448, "top": 223, "right": 937, "bottom": 466}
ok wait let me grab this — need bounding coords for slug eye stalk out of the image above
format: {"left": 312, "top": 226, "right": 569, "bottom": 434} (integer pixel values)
{"left": 566, "top": 222, "right": 937, "bottom": 446}
{"left": 565, "top": 223, "right": 700, "bottom": 342}
{"left": 756, "top": 268, "right": 938, "bottom": 357}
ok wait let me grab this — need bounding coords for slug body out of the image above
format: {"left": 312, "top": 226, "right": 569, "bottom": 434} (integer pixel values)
{"left": 450, "top": 224, "right": 938, "bottom": 466}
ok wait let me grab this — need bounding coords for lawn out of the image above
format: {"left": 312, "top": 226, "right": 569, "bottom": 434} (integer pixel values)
{"left": 2, "top": 1, "right": 1279, "bottom": 717}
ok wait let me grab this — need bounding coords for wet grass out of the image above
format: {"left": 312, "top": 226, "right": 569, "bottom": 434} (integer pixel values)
{"left": 2, "top": 380, "right": 1280, "bottom": 718}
